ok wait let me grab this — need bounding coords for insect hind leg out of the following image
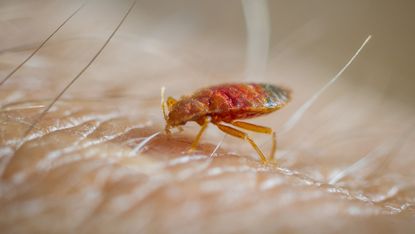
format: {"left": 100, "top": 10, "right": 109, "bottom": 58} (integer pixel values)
{"left": 214, "top": 122, "right": 267, "bottom": 163}
{"left": 231, "top": 121, "right": 272, "bottom": 134}
{"left": 231, "top": 121, "right": 277, "bottom": 162}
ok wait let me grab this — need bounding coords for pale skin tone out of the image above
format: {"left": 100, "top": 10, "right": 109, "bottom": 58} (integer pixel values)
{"left": 2, "top": 92, "right": 414, "bottom": 233}
{"left": 1, "top": 0, "right": 415, "bottom": 233}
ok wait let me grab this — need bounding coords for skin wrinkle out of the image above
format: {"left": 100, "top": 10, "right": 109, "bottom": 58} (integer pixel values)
{"left": 73, "top": 125, "right": 152, "bottom": 158}
{"left": 114, "top": 174, "right": 173, "bottom": 216}
{"left": 0, "top": 118, "right": 34, "bottom": 131}
{"left": 2, "top": 104, "right": 141, "bottom": 177}
{"left": 39, "top": 164, "right": 109, "bottom": 229}
{"left": 121, "top": 166, "right": 260, "bottom": 220}
{"left": 170, "top": 159, "right": 407, "bottom": 214}
{"left": 156, "top": 164, "right": 400, "bottom": 215}
{"left": 21, "top": 112, "right": 120, "bottom": 141}
{"left": 29, "top": 127, "right": 400, "bottom": 218}
{"left": 1, "top": 121, "right": 414, "bottom": 230}
{"left": 72, "top": 166, "right": 114, "bottom": 230}
{"left": 36, "top": 119, "right": 102, "bottom": 170}
{"left": 1, "top": 114, "right": 410, "bottom": 229}
{"left": 0, "top": 110, "right": 122, "bottom": 178}
{"left": 1, "top": 108, "right": 118, "bottom": 146}
{"left": 33, "top": 117, "right": 145, "bottom": 170}
{"left": 34, "top": 123, "right": 154, "bottom": 171}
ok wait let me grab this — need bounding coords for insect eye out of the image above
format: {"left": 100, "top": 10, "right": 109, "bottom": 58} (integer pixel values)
{"left": 167, "top": 99, "right": 175, "bottom": 106}
{"left": 166, "top": 97, "right": 178, "bottom": 112}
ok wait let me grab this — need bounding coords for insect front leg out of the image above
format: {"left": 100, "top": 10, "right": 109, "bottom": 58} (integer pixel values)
{"left": 189, "top": 118, "right": 209, "bottom": 152}
{"left": 214, "top": 122, "right": 268, "bottom": 163}
{"left": 231, "top": 121, "right": 277, "bottom": 162}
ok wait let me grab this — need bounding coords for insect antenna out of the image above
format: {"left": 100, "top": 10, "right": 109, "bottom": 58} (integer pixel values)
{"left": 161, "top": 86, "right": 168, "bottom": 121}
{"left": 161, "top": 86, "right": 171, "bottom": 133}
{"left": 0, "top": 1, "right": 88, "bottom": 87}
{"left": 20, "top": 0, "right": 137, "bottom": 139}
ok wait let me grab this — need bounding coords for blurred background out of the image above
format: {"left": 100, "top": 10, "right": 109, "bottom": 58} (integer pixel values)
{"left": 1, "top": 0, "right": 414, "bottom": 233}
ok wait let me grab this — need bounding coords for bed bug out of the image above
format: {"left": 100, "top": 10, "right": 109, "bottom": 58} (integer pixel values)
{"left": 161, "top": 83, "right": 291, "bottom": 163}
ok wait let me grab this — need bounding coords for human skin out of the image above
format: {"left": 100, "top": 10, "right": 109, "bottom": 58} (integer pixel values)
{"left": 1, "top": 0, "right": 415, "bottom": 233}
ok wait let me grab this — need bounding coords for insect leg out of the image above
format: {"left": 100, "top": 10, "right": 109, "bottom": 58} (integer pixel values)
{"left": 231, "top": 121, "right": 272, "bottom": 134}
{"left": 189, "top": 119, "right": 209, "bottom": 152}
{"left": 270, "top": 132, "right": 277, "bottom": 161}
{"left": 214, "top": 123, "right": 267, "bottom": 163}
{"left": 231, "top": 121, "right": 277, "bottom": 162}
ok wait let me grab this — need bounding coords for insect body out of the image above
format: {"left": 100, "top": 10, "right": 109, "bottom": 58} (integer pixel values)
{"left": 161, "top": 83, "right": 291, "bottom": 163}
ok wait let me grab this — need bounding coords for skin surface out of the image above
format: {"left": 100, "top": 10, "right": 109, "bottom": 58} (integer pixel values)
{"left": 1, "top": 0, "right": 415, "bottom": 233}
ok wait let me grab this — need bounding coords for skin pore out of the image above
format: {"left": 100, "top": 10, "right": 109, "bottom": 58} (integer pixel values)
{"left": 1, "top": 0, "right": 415, "bottom": 233}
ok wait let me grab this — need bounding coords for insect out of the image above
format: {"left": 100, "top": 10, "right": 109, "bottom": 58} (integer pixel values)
{"left": 161, "top": 83, "right": 291, "bottom": 163}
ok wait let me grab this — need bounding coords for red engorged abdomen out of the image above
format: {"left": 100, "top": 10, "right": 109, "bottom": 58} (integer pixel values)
{"left": 192, "top": 83, "right": 272, "bottom": 123}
